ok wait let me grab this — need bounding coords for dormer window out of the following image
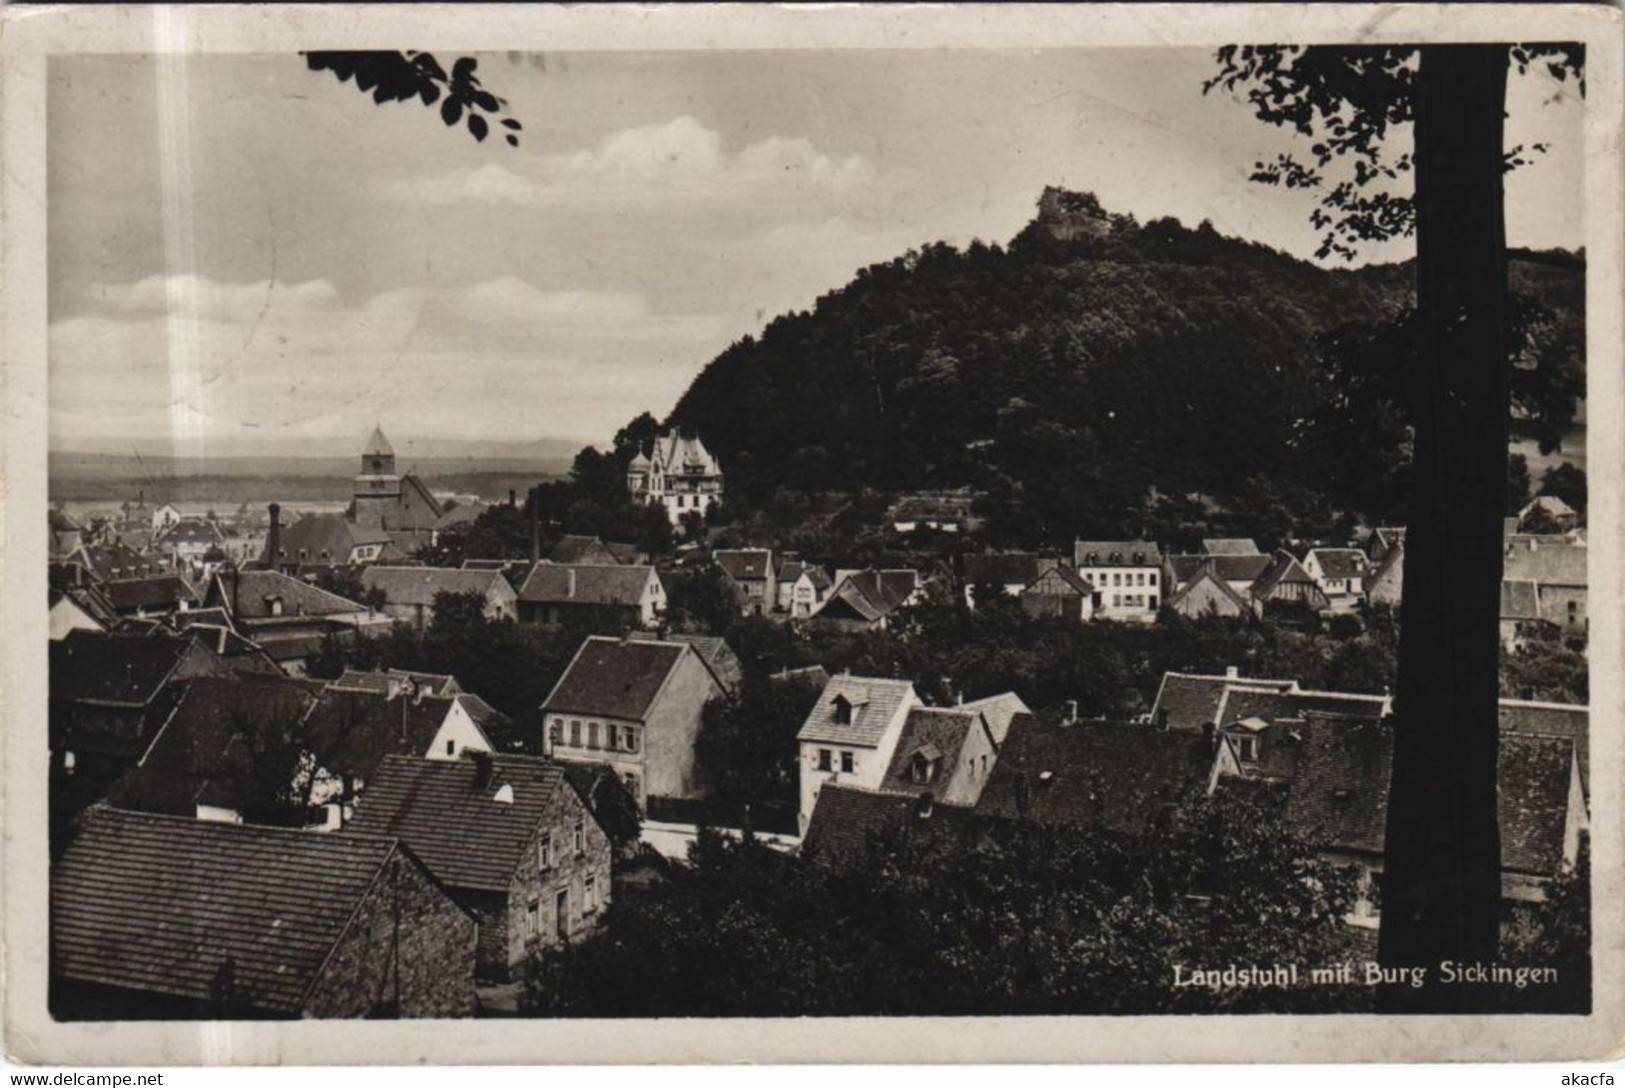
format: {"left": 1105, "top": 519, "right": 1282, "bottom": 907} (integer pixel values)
{"left": 1235, "top": 735, "right": 1260, "bottom": 762}
{"left": 266, "top": 595, "right": 284, "bottom": 617}
{"left": 832, "top": 694, "right": 855, "bottom": 725}
{"left": 909, "top": 754, "right": 938, "bottom": 785}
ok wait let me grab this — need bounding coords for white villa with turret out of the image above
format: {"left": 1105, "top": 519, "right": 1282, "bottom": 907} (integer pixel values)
{"left": 627, "top": 430, "right": 724, "bottom": 526}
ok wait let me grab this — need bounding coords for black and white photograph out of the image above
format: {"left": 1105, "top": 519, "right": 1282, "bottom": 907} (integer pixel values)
{"left": 3, "top": 1, "right": 1622, "bottom": 1067}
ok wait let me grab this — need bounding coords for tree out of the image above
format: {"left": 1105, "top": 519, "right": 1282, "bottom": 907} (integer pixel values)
{"left": 1207, "top": 43, "right": 1584, "bottom": 1010}
{"left": 1506, "top": 452, "right": 1532, "bottom": 511}
{"left": 694, "top": 675, "right": 822, "bottom": 804}
{"left": 304, "top": 52, "right": 524, "bottom": 146}
{"left": 1539, "top": 462, "right": 1587, "bottom": 515}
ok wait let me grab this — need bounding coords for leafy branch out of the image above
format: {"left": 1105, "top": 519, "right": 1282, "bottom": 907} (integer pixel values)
{"left": 304, "top": 51, "right": 524, "bottom": 146}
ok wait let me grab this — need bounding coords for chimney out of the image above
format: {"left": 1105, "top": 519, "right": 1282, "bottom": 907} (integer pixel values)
{"left": 1225, "top": 665, "right": 1238, "bottom": 679}
{"left": 266, "top": 503, "right": 282, "bottom": 570}
{"left": 472, "top": 750, "right": 494, "bottom": 790}
{"left": 508, "top": 489, "right": 517, "bottom": 509}
{"left": 567, "top": 568, "right": 577, "bottom": 598}
{"left": 528, "top": 490, "right": 541, "bottom": 564}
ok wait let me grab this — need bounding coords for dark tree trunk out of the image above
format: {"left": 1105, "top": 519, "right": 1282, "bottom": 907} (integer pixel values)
{"left": 1378, "top": 44, "right": 1510, "bottom": 1011}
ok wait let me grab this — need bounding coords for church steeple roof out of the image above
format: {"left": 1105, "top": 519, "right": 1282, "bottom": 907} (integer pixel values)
{"left": 363, "top": 425, "right": 394, "bottom": 458}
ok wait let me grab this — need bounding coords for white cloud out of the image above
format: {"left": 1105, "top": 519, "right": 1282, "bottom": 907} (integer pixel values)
{"left": 91, "top": 273, "right": 340, "bottom": 323}
{"left": 384, "top": 115, "right": 909, "bottom": 215}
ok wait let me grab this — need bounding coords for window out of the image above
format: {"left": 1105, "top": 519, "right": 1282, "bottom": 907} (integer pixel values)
{"left": 1148, "top": 595, "right": 1158, "bottom": 610}
{"left": 445, "top": 739, "right": 455, "bottom": 756}
{"left": 569, "top": 720, "right": 581, "bottom": 747}
{"left": 588, "top": 722, "right": 600, "bottom": 749}
{"left": 573, "top": 819, "right": 585, "bottom": 856}
{"left": 585, "top": 876, "right": 598, "bottom": 913}
{"left": 622, "top": 771, "right": 640, "bottom": 800}
{"left": 832, "top": 695, "right": 853, "bottom": 725}
{"left": 1149, "top": 572, "right": 1158, "bottom": 586}
{"left": 910, "top": 755, "right": 936, "bottom": 784}
{"left": 525, "top": 899, "right": 540, "bottom": 939}
{"left": 555, "top": 889, "right": 570, "bottom": 939}
{"left": 1236, "top": 735, "right": 1260, "bottom": 762}
{"left": 818, "top": 749, "right": 833, "bottom": 772}
{"left": 624, "top": 727, "right": 639, "bottom": 753}
{"left": 549, "top": 719, "right": 562, "bottom": 746}
{"left": 608, "top": 724, "right": 620, "bottom": 750}
{"left": 539, "top": 833, "right": 553, "bottom": 870}
{"left": 840, "top": 751, "right": 854, "bottom": 774}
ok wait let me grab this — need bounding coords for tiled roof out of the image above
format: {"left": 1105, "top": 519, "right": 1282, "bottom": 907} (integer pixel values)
{"left": 1200, "top": 539, "right": 1262, "bottom": 556}
{"left": 1521, "top": 494, "right": 1577, "bottom": 518}
{"left": 779, "top": 563, "right": 831, "bottom": 590}
{"left": 714, "top": 548, "right": 774, "bottom": 581}
{"left": 102, "top": 575, "right": 196, "bottom": 613}
{"left": 541, "top": 636, "right": 689, "bottom": 722}
{"left": 801, "top": 785, "right": 986, "bottom": 863}
{"left": 108, "top": 676, "right": 323, "bottom": 815}
{"left": 549, "top": 535, "right": 620, "bottom": 565}
{"left": 1500, "top": 699, "right": 1589, "bottom": 793}
{"left": 1308, "top": 548, "right": 1369, "bottom": 580}
{"left": 963, "top": 552, "right": 1049, "bottom": 587}
{"left": 361, "top": 566, "right": 509, "bottom": 608}
{"left": 1502, "top": 542, "right": 1587, "bottom": 587}
{"left": 959, "top": 691, "right": 1032, "bottom": 745}
{"left": 157, "top": 518, "right": 225, "bottom": 546}
{"left": 1250, "top": 551, "right": 1319, "bottom": 599}
{"left": 1165, "top": 568, "right": 1256, "bottom": 614}
{"left": 52, "top": 808, "right": 405, "bottom": 1014}
{"left": 212, "top": 570, "right": 371, "bottom": 620}
{"left": 50, "top": 629, "right": 203, "bottom": 706}
{"left": 1023, "top": 565, "right": 1092, "bottom": 596}
{"left": 516, "top": 563, "right": 658, "bottom": 605}
{"left": 330, "top": 668, "right": 461, "bottom": 697}
{"left": 821, "top": 569, "right": 919, "bottom": 622}
{"left": 1167, "top": 554, "right": 1273, "bottom": 587}
{"left": 271, "top": 514, "right": 396, "bottom": 565}
{"left": 625, "top": 631, "right": 740, "bottom": 689}
{"left": 345, "top": 753, "right": 565, "bottom": 892}
{"left": 796, "top": 674, "right": 917, "bottom": 748}
{"left": 1074, "top": 540, "right": 1163, "bottom": 568}
{"left": 301, "top": 688, "right": 459, "bottom": 780}
{"left": 975, "top": 717, "right": 1216, "bottom": 837}
{"left": 74, "top": 543, "right": 168, "bottom": 582}
{"left": 1150, "top": 671, "right": 1297, "bottom": 730}
{"left": 648, "top": 432, "right": 721, "bottom": 477}
{"left": 879, "top": 707, "right": 982, "bottom": 794}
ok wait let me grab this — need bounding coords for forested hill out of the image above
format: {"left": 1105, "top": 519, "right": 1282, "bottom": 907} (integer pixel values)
{"left": 659, "top": 187, "right": 1580, "bottom": 539}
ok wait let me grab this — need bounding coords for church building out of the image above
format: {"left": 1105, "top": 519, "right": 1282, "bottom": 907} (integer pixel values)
{"left": 350, "top": 426, "right": 444, "bottom": 546}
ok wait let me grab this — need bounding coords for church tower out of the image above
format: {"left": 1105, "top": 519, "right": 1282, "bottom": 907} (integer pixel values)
{"left": 353, "top": 425, "right": 402, "bottom": 528}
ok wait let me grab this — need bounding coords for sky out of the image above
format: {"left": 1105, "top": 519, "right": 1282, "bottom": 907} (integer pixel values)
{"left": 48, "top": 48, "right": 1585, "bottom": 459}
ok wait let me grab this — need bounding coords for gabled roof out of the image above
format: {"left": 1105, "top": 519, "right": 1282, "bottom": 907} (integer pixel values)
{"left": 1249, "top": 550, "right": 1320, "bottom": 600}
{"left": 779, "top": 561, "right": 832, "bottom": 590}
{"left": 71, "top": 542, "right": 168, "bottom": 582}
{"left": 53, "top": 583, "right": 120, "bottom": 627}
{"left": 102, "top": 575, "right": 197, "bottom": 613}
{"left": 1521, "top": 494, "right": 1577, "bottom": 519}
{"left": 625, "top": 631, "right": 741, "bottom": 690}
{"left": 157, "top": 518, "right": 225, "bottom": 547}
{"left": 1500, "top": 698, "right": 1589, "bottom": 792}
{"left": 647, "top": 431, "right": 721, "bottom": 476}
{"left": 1502, "top": 541, "right": 1587, "bottom": 587}
{"left": 52, "top": 808, "right": 411, "bottom": 1015}
{"left": 821, "top": 569, "right": 919, "bottom": 622}
{"left": 549, "top": 535, "right": 621, "bottom": 565}
{"left": 796, "top": 674, "right": 917, "bottom": 748}
{"left": 108, "top": 675, "right": 323, "bottom": 815}
{"left": 1200, "top": 538, "right": 1262, "bottom": 556}
{"left": 1307, "top": 548, "right": 1369, "bottom": 580}
{"left": 345, "top": 753, "right": 567, "bottom": 892}
{"left": 801, "top": 785, "right": 987, "bottom": 863}
{"left": 361, "top": 565, "right": 511, "bottom": 608}
{"left": 541, "top": 636, "right": 694, "bottom": 722}
{"left": 975, "top": 717, "right": 1216, "bottom": 837}
{"left": 878, "top": 707, "right": 987, "bottom": 794}
{"left": 1073, "top": 540, "right": 1163, "bottom": 568}
{"left": 516, "top": 563, "right": 658, "bottom": 605}
{"left": 1164, "top": 568, "right": 1255, "bottom": 614}
{"left": 301, "top": 688, "right": 463, "bottom": 780}
{"left": 1365, "top": 542, "right": 1403, "bottom": 593}
{"left": 1149, "top": 671, "right": 1297, "bottom": 731}
{"left": 1022, "top": 564, "right": 1092, "bottom": 596}
{"left": 211, "top": 570, "right": 371, "bottom": 620}
{"left": 714, "top": 548, "right": 774, "bottom": 581}
{"left": 329, "top": 668, "right": 461, "bottom": 697}
{"left": 1166, "top": 554, "right": 1273, "bottom": 587}
{"left": 50, "top": 629, "right": 208, "bottom": 707}
{"left": 271, "top": 514, "right": 397, "bottom": 565}
{"left": 959, "top": 691, "right": 1032, "bottom": 745}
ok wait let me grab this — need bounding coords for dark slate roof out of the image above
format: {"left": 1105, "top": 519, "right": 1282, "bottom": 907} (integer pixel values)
{"left": 1308, "top": 548, "right": 1369, "bottom": 580}
{"left": 1274, "top": 718, "right": 1577, "bottom": 875}
{"left": 879, "top": 707, "right": 983, "bottom": 794}
{"left": 714, "top": 548, "right": 774, "bottom": 581}
{"left": 1166, "top": 554, "right": 1273, "bottom": 587}
{"left": 963, "top": 552, "right": 1048, "bottom": 586}
{"left": 270, "top": 514, "right": 396, "bottom": 565}
{"left": 1502, "top": 541, "right": 1587, "bottom": 587}
{"left": 301, "top": 688, "right": 459, "bottom": 780}
{"left": 1199, "top": 538, "right": 1262, "bottom": 556}
{"left": 625, "top": 631, "right": 741, "bottom": 689}
{"left": 541, "top": 636, "right": 689, "bottom": 721}
{"left": 1149, "top": 671, "right": 1297, "bottom": 731}
{"left": 212, "top": 570, "right": 371, "bottom": 620}
{"left": 345, "top": 753, "right": 565, "bottom": 892}
{"left": 102, "top": 575, "right": 196, "bottom": 613}
{"left": 74, "top": 543, "right": 168, "bottom": 582}
{"left": 801, "top": 785, "right": 987, "bottom": 863}
{"left": 516, "top": 563, "right": 658, "bottom": 605}
{"left": 1073, "top": 540, "right": 1163, "bottom": 568}
{"left": 1500, "top": 699, "right": 1589, "bottom": 793}
{"left": 796, "top": 674, "right": 917, "bottom": 748}
{"left": 52, "top": 808, "right": 405, "bottom": 1014}
{"left": 975, "top": 717, "right": 1216, "bottom": 837}
{"left": 549, "top": 535, "right": 620, "bottom": 566}
{"left": 822, "top": 569, "right": 919, "bottom": 622}
{"left": 361, "top": 565, "right": 510, "bottom": 608}
{"left": 50, "top": 629, "right": 203, "bottom": 706}
{"left": 107, "top": 676, "right": 322, "bottom": 815}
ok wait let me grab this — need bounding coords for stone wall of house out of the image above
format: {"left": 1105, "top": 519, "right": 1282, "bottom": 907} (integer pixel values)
{"left": 500, "top": 780, "right": 614, "bottom": 977}
{"left": 458, "top": 890, "right": 510, "bottom": 980}
{"left": 304, "top": 847, "right": 478, "bottom": 1018}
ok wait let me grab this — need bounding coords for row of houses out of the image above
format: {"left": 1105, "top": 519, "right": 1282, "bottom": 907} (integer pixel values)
{"left": 799, "top": 666, "right": 1588, "bottom": 930}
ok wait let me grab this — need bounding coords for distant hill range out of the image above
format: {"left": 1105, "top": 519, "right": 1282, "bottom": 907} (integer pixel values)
{"left": 655, "top": 186, "right": 1582, "bottom": 530}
